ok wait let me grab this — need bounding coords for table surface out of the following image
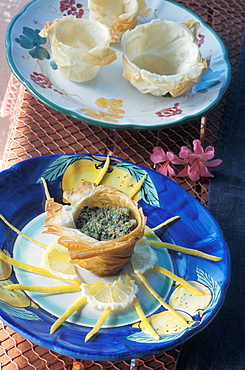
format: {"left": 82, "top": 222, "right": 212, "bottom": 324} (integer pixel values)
{"left": 0, "top": 0, "right": 245, "bottom": 369}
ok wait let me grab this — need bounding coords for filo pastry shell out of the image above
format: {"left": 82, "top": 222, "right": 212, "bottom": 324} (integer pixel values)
{"left": 88, "top": 0, "right": 139, "bottom": 43}
{"left": 121, "top": 19, "right": 209, "bottom": 97}
{"left": 40, "top": 17, "right": 116, "bottom": 82}
{"left": 44, "top": 181, "right": 146, "bottom": 276}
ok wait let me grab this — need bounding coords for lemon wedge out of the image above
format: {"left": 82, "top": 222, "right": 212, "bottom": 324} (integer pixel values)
{"left": 131, "top": 237, "right": 158, "bottom": 274}
{"left": 41, "top": 243, "right": 78, "bottom": 280}
{"left": 81, "top": 277, "right": 138, "bottom": 310}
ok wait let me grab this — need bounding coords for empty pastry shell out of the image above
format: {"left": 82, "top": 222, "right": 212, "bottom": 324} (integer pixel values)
{"left": 121, "top": 19, "right": 209, "bottom": 97}
{"left": 40, "top": 16, "right": 117, "bottom": 82}
{"left": 44, "top": 181, "right": 146, "bottom": 276}
{"left": 88, "top": 0, "right": 139, "bottom": 43}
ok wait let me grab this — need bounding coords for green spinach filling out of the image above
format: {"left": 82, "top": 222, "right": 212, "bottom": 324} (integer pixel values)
{"left": 76, "top": 206, "right": 137, "bottom": 240}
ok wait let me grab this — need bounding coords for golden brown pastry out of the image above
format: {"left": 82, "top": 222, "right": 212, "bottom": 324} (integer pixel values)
{"left": 44, "top": 181, "right": 146, "bottom": 276}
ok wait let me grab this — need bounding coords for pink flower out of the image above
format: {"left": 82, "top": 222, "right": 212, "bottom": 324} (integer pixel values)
{"left": 176, "top": 140, "right": 222, "bottom": 181}
{"left": 150, "top": 147, "right": 177, "bottom": 176}
{"left": 180, "top": 140, "right": 216, "bottom": 161}
{"left": 150, "top": 140, "right": 222, "bottom": 181}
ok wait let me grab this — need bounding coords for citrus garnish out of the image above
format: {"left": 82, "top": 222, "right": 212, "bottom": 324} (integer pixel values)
{"left": 41, "top": 243, "right": 78, "bottom": 280}
{"left": 136, "top": 272, "right": 187, "bottom": 325}
{"left": 5, "top": 283, "right": 80, "bottom": 294}
{"left": 153, "top": 265, "right": 203, "bottom": 296}
{"left": 94, "top": 155, "right": 110, "bottom": 185}
{"left": 50, "top": 296, "right": 87, "bottom": 335}
{"left": 144, "top": 215, "right": 181, "bottom": 235}
{"left": 129, "top": 174, "right": 146, "bottom": 199}
{"left": 131, "top": 237, "right": 158, "bottom": 274}
{"left": 40, "top": 177, "right": 51, "bottom": 200}
{"left": 0, "top": 249, "right": 78, "bottom": 283}
{"left": 0, "top": 214, "right": 48, "bottom": 249}
{"left": 81, "top": 277, "right": 138, "bottom": 310}
{"left": 133, "top": 297, "right": 160, "bottom": 340}
{"left": 85, "top": 308, "right": 111, "bottom": 342}
{"left": 150, "top": 240, "right": 222, "bottom": 262}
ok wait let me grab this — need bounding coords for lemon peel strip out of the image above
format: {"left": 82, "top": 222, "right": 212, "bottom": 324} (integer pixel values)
{"left": 0, "top": 250, "right": 79, "bottom": 284}
{"left": 5, "top": 283, "right": 81, "bottom": 293}
{"left": 85, "top": 307, "right": 111, "bottom": 342}
{"left": 133, "top": 297, "right": 160, "bottom": 340}
{"left": 50, "top": 296, "right": 87, "bottom": 334}
{"left": 153, "top": 265, "right": 203, "bottom": 296}
{"left": 94, "top": 155, "right": 110, "bottom": 185}
{"left": 150, "top": 240, "right": 222, "bottom": 262}
{"left": 129, "top": 174, "right": 147, "bottom": 200}
{"left": 146, "top": 216, "right": 181, "bottom": 233}
{"left": 40, "top": 177, "right": 51, "bottom": 200}
{"left": 136, "top": 272, "right": 187, "bottom": 325}
{"left": 0, "top": 214, "right": 48, "bottom": 250}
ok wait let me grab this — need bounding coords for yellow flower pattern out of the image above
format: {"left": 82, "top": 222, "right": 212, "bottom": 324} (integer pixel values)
{"left": 81, "top": 98, "right": 125, "bottom": 123}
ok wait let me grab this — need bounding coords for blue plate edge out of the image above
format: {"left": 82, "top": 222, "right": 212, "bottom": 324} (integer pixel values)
{"left": 0, "top": 153, "right": 231, "bottom": 361}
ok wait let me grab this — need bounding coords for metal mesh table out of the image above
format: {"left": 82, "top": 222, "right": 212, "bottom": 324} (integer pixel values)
{"left": 0, "top": 0, "right": 244, "bottom": 369}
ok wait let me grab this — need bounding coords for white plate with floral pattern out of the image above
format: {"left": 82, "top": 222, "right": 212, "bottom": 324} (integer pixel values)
{"left": 5, "top": 0, "right": 231, "bottom": 130}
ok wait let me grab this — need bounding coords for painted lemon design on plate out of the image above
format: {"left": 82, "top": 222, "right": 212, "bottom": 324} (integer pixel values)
{"left": 0, "top": 279, "right": 38, "bottom": 308}
{"left": 169, "top": 281, "right": 211, "bottom": 316}
{"left": 0, "top": 250, "right": 38, "bottom": 309}
{"left": 62, "top": 159, "right": 103, "bottom": 191}
{"left": 62, "top": 158, "right": 140, "bottom": 200}
{"left": 0, "top": 254, "right": 12, "bottom": 280}
{"left": 132, "top": 310, "right": 190, "bottom": 335}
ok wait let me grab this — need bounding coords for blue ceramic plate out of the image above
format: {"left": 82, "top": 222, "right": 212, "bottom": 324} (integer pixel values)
{"left": 5, "top": 0, "right": 230, "bottom": 130}
{"left": 0, "top": 154, "right": 230, "bottom": 360}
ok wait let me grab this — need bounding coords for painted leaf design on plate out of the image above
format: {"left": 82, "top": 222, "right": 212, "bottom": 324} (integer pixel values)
{"left": 115, "top": 162, "right": 160, "bottom": 207}
{"left": 196, "top": 267, "right": 221, "bottom": 308}
{"left": 37, "top": 154, "right": 89, "bottom": 182}
{"left": 37, "top": 155, "right": 160, "bottom": 207}
{"left": 0, "top": 301, "right": 41, "bottom": 321}
{"left": 193, "top": 68, "right": 225, "bottom": 93}
{"left": 126, "top": 326, "right": 189, "bottom": 343}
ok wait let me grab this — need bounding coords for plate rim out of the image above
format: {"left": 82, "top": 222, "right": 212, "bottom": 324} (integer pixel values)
{"left": 0, "top": 153, "right": 231, "bottom": 360}
{"left": 5, "top": 0, "right": 231, "bottom": 130}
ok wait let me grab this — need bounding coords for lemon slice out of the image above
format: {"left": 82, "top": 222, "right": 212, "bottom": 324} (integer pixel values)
{"left": 131, "top": 237, "right": 158, "bottom": 274}
{"left": 81, "top": 277, "right": 138, "bottom": 310}
{"left": 41, "top": 243, "right": 78, "bottom": 280}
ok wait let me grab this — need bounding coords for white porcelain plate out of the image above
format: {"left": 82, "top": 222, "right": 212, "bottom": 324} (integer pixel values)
{"left": 5, "top": 0, "right": 230, "bottom": 130}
